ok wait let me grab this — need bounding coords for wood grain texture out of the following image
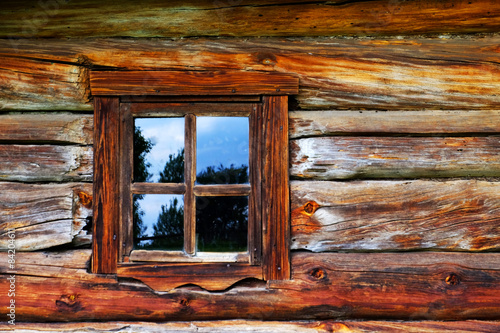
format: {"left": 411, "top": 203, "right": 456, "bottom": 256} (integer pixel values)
{"left": 0, "top": 183, "right": 92, "bottom": 251}
{"left": 262, "top": 96, "right": 290, "bottom": 280}
{"left": 0, "top": 55, "right": 91, "bottom": 111}
{"left": 0, "top": 0, "right": 498, "bottom": 38}
{"left": 1, "top": 252, "right": 499, "bottom": 321}
{"left": 289, "top": 110, "right": 500, "bottom": 138}
{"left": 290, "top": 136, "right": 500, "bottom": 179}
{"left": 2, "top": 320, "right": 500, "bottom": 333}
{"left": 0, "top": 144, "right": 92, "bottom": 182}
{"left": 0, "top": 113, "right": 93, "bottom": 144}
{"left": 92, "top": 97, "right": 119, "bottom": 274}
{"left": 290, "top": 180, "right": 500, "bottom": 252}
{"left": 90, "top": 71, "right": 298, "bottom": 96}
{"left": 1, "top": 36, "right": 500, "bottom": 110}
{"left": 117, "top": 262, "right": 262, "bottom": 291}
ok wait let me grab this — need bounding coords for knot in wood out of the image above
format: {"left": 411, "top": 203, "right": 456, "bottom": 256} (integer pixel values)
{"left": 445, "top": 273, "right": 460, "bottom": 286}
{"left": 310, "top": 267, "right": 326, "bottom": 280}
{"left": 56, "top": 294, "right": 82, "bottom": 312}
{"left": 77, "top": 191, "right": 92, "bottom": 208}
{"left": 303, "top": 201, "right": 319, "bottom": 216}
{"left": 179, "top": 298, "right": 190, "bottom": 307}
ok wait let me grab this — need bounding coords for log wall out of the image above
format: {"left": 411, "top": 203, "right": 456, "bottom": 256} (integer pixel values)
{"left": 0, "top": 1, "right": 499, "bottom": 331}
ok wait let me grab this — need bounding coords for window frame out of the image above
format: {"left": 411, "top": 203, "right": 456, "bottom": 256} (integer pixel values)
{"left": 122, "top": 103, "right": 257, "bottom": 265}
{"left": 90, "top": 71, "right": 297, "bottom": 290}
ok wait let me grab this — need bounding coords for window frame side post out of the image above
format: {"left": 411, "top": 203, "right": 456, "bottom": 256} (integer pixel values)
{"left": 92, "top": 97, "right": 120, "bottom": 274}
{"left": 262, "top": 95, "right": 291, "bottom": 280}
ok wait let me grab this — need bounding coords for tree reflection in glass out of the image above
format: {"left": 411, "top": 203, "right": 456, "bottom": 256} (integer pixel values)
{"left": 133, "top": 194, "right": 184, "bottom": 250}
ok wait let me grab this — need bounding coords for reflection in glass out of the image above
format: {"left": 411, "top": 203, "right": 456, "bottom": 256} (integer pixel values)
{"left": 196, "top": 117, "right": 249, "bottom": 184}
{"left": 133, "top": 194, "right": 184, "bottom": 251}
{"left": 195, "top": 196, "right": 248, "bottom": 252}
{"left": 134, "top": 118, "right": 184, "bottom": 183}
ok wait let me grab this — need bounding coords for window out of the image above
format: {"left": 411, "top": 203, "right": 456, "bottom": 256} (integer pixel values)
{"left": 90, "top": 71, "right": 298, "bottom": 290}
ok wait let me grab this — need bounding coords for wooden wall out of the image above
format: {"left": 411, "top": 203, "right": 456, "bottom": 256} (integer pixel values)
{"left": 0, "top": 0, "right": 499, "bottom": 331}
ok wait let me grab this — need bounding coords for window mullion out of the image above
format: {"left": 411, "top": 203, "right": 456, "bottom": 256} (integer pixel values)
{"left": 184, "top": 114, "right": 197, "bottom": 255}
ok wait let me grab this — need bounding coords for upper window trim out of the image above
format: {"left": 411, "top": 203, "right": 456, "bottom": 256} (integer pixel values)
{"left": 90, "top": 71, "right": 297, "bottom": 291}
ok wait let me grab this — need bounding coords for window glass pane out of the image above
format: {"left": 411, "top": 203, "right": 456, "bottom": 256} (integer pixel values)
{"left": 134, "top": 118, "right": 184, "bottom": 183}
{"left": 196, "top": 117, "right": 249, "bottom": 185}
{"left": 195, "top": 196, "right": 248, "bottom": 252}
{"left": 133, "top": 194, "right": 184, "bottom": 251}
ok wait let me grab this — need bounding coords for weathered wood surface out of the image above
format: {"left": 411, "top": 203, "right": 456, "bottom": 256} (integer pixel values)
{"left": 1, "top": 36, "right": 500, "bottom": 110}
{"left": 0, "top": 183, "right": 92, "bottom": 251}
{"left": 0, "top": 145, "right": 92, "bottom": 182}
{"left": 92, "top": 97, "right": 119, "bottom": 274}
{"left": 3, "top": 179, "right": 499, "bottom": 253}
{"left": 0, "top": 55, "right": 90, "bottom": 111}
{"left": 290, "top": 110, "right": 500, "bottom": 138}
{"left": 0, "top": 113, "right": 93, "bottom": 144}
{"left": 1, "top": 251, "right": 499, "bottom": 321}
{"left": 290, "top": 136, "right": 500, "bottom": 179}
{"left": 90, "top": 71, "right": 298, "bottom": 96}
{"left": 0, "top": 0, "right": 499, "bottom": 38}
{"left": 2, "top": 110, "right": 499, "bottom": 146}
{"left": 261, "top": 96, "right": 290, "bottom": 280}
{"left": 291, "top": 180, "right": 500, "bottom": 252}
{"left": 2, "top": 320, "right": 500, "bottom": 333}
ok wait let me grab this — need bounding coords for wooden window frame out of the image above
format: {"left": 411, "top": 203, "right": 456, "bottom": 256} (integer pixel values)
{"left": 90, "top": 71, "right": 297, "bottom": 290}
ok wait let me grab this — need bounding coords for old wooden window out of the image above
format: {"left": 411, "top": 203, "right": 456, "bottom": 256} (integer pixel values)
{"left": 89, "top": 71, "right": 298, "bottom": 290}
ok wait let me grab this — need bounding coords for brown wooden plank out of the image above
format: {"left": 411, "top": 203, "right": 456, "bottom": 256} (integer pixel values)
{"left": 0, "top": 0, "right": 498, "bottom": 38}
{"left": 290, "top": 180, "right": 500, "bottom": 252}
{"left": 122, "top": 96, "right": 261, "bottom": 103}
{"left": 289, "top": 110, "right": 500, "bottom": 138}
{"left": 262, "top": 96, "right": 290, "bottom": 280}
{"left": 0, "top": 182, "right": 92, "bottom": 251}
{"left": 0, "top": 113, "right": 93, "bottom": 144}
{"left": 0, "top": 144, "right": 93, "bottom": 182}
{"left": 290, "top": 136, "right": 500, "bottom": 180}
{"left": 92, "top": 97, "right": 120, "bottom": 274}
{"left": 1, "top": 320, "right": 500, "bottom": 333}
{"left": 128, "top": 250, "right": 249, "bottom": 263}
{"left": 184, "top": 114, "right": 196, "bottom": 256}
{"left": 131, "top": 183, "right": 186, "bottom": 195}
{"left": 193, "top": 184, "right": 251, "bottom": 196}
{"left": 2, "top": 37, "right": 500, "bottom": 110}
{"left": 249, "top": 103, "right": 262, "bottom": 265}
{"left": 118, "top": 262, "right": 262, "bottom": 291}
{"left": 1, "top": 252, "right": 499, "bottom": 321}
{"left": 119, "top": 103, "right": 133, "bottom": 260}
{"left": 128, "top": 102, "right": 254, "bottom": 117}
{"left": 90, "top": 71, "right": 298, "bottom": 96}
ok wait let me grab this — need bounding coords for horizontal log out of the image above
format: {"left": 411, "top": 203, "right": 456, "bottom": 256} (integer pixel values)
{"left": 0, "top": 0, "right": 498, "bottom": 38}
{"left": 1, "top": 252, "right": 499, "bottom": 321}
{"left": 1, "top": 36, "right": 500, "bottom": 110}
{"left": 2, "top": 320, "right": 500, "bottom": 332}
{"left": 0, "top": 183, "right": 92, "bottom": 251}
{"left": 2, "top": 179, "right": 499, "bottom": 253}
{"left": 2, "top": 110, "right": 499, "bottom": 147}
{"left": 291, "top": 180, "right": 500, "bottom": 252}
{"left": 290, "top": 136, "right": 500, "bottom": 179}
{"left": 289, "top": 110, "right": 500, "bottom": 138}
{"left": 0, "top": 145, "right": 93, "bottom": 182}
{"left": 0, "top": 56, "right": 91, "bottom": 111}
{"left": 0, "top": 113, "right": 93, "bottom": 144}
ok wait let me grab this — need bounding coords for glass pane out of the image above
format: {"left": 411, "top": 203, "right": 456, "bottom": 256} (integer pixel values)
{"left": 195, "top": 196, "right": 248, "bottom": 252}
{"left": 196, "top": 117, "right": 249, "bottom": 185}
{"left": 133, "top": 194, "right": 184, "bottom": 251}
{"left": 134, "top": 118, "right": 184, "bottom": 183}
